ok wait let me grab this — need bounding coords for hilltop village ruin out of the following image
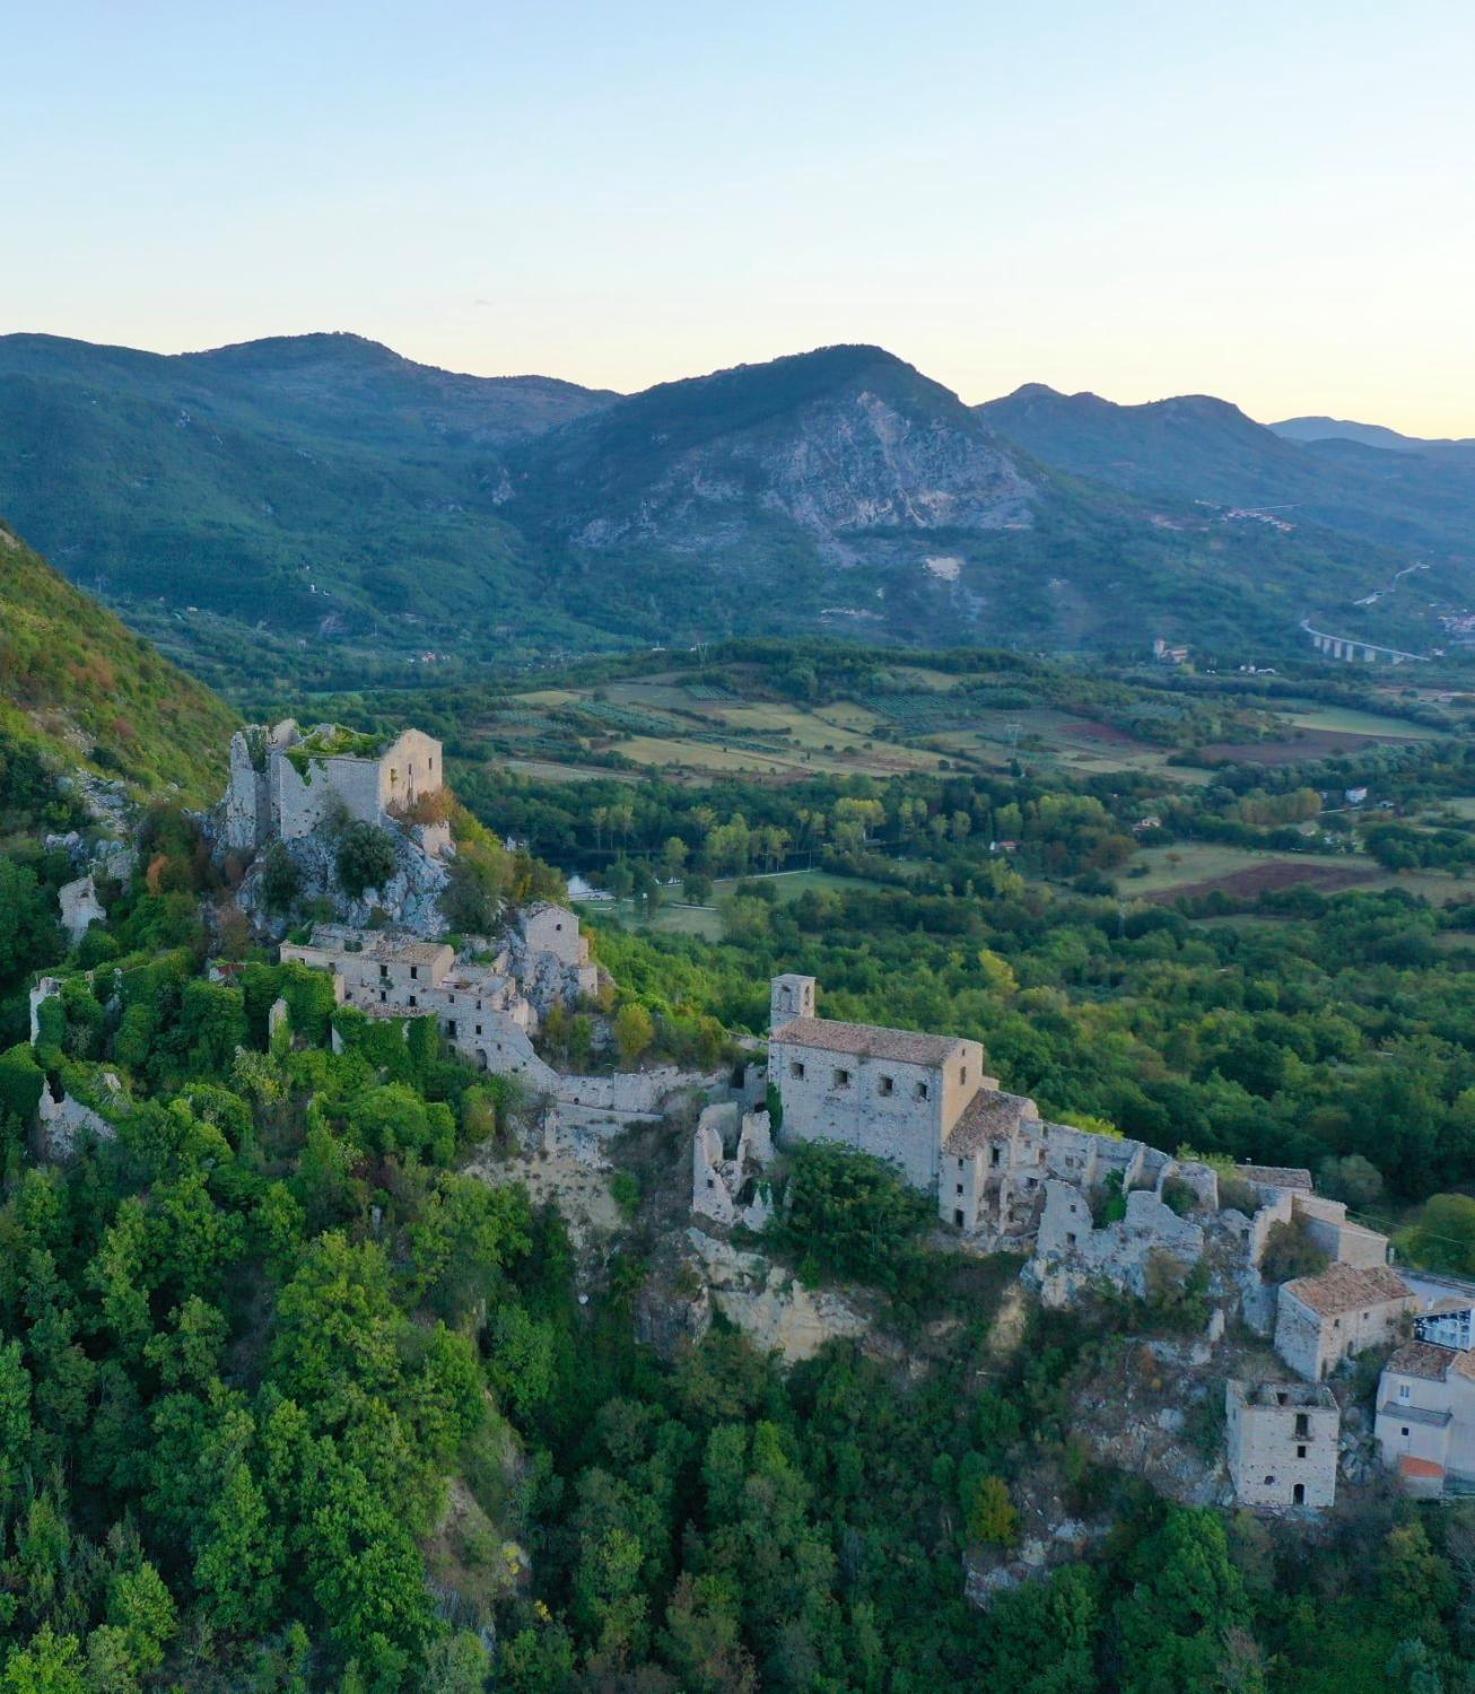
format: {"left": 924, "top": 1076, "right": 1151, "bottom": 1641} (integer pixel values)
{"left": 28, "top": 720, "right": 1475, "bottom": 1518}
{"left": 693, "top": 971, "right": 1475, "bottom": 1504}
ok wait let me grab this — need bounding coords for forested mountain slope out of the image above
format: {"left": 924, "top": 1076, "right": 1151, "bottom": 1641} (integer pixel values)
{"left": 0, "top": 519, "right": 237, "bottom": 803}
{"left": 979, "top": 382, "right": 1475, "bottom": 565}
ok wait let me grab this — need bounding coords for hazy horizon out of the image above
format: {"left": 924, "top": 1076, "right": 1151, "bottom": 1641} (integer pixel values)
{"left": 8, "top": 0, "right": 1474, "bottom": 435}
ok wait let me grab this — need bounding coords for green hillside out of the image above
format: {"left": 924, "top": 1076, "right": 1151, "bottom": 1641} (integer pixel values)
{"left": 0, "top": 519, "right": 238, "bottom": 803}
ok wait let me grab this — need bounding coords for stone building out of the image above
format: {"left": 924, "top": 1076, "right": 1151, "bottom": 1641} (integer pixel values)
{"left": 1274, "top": 1262, "right": 1417, "bottom": 1381}
{"left": 768, "top": 976, "right": 987, "bottom": 1196}
{"left": 280, "top": 910, "right": 696, "bottom": 1124}
{"left": 766, "top": 974, "right": 1220, "bottom": 1280}
{"left": 1226, "top": 1379, "right": 1339, "bottom": 1509}
{"left": 225, "top": 720, "right": 445, "bottom": 852}
{"left": 280, "top": 918, "right": 549, "bottom": 1083}
{"left": 1375, "top": 1340, "right": 1475, "bottom": 1496}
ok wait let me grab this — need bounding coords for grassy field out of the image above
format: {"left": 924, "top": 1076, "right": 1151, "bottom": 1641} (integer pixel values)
{"left": 1118, "top": 841, "right": 1474, "bottom": 907}
{"left": 1274, "top": 701, "right": 1443, "bottom": 739}
{"left": 591, "top": 868, "right": 893, "bottom": 940}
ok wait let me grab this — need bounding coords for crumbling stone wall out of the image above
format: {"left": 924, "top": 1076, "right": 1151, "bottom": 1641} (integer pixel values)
{"left": 1027, "top": 1177, "right": 1207, "bottom": 1307}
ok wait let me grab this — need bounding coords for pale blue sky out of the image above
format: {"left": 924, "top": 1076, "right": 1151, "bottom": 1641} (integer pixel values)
{"left": 5, "top": 1, "right": 1474, "bottom": 431}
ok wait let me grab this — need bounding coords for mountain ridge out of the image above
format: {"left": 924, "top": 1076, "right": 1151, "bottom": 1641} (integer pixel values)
{"left": 0, "top": 330, "right": 1466, "bottom": 672}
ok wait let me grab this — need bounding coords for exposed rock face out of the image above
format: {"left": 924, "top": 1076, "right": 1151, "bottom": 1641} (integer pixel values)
{"left": 512, "top": 346, "right": 1037, "bottom": 614}
{"left": 239, "top": 820, "right": 449, "bottom": 935}
{"left": 684, "top": 1228, "right": 870, "bottom": 1364}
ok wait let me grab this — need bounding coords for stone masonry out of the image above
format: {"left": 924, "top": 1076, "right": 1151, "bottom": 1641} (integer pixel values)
{"left": 226, "top": 720, "right": 445, "bottom": 852}
{"left": 1226, "top": 1380, "right": 1339, "bottom": 1509}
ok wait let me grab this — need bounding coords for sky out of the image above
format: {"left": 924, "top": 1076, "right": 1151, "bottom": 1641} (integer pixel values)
{"left": 5, "top": 0, "right": 1475, "bottom": 433}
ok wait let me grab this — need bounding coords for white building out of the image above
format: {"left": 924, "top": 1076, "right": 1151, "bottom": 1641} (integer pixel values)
{"left": 1376, "top": 1340, "right": 1475, "bottom": 1497}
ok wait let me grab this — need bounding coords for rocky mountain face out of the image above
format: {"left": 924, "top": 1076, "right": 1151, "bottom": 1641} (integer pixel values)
{"left": 511, "top": 345, "right": 1036, "bottom": 556}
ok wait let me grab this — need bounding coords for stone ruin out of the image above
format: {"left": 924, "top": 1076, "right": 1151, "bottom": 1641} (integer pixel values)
{"left": 692, "top": 1101, "right": 776, "bottom": 1232}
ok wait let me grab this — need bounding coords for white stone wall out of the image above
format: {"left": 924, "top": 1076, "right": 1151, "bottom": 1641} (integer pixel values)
{"left": 1028, "top": 1178, "right": 1206, "bottom": 1307}
{"left": 58, "top": 876, "right": 106, "bottom": 946}
{"left": 770, "top": 974, "right": 816, "bottom": 1029}
{"left": 520, "top": 905, "right": 588, "bottom": 969}
{"left": 1226, "top": 1381, "right": 1338, "bottom": 1508}
{"left": 770, "top": 1039, "right": 966, "bottom": 1192}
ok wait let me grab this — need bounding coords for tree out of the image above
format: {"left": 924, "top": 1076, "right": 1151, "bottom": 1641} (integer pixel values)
{"left": 1115, "top": 1508, "right": 1255, "bottom": 1694}
{"left": 961, "top": 1468, "right": 1017, "bottom": 1546}
{"left": 0, "top": 860, "right": 62, "bottom": 993}
{"left": 613, "top": 1003, "right": 655, "bottom": 1066}
{"left": 336, "top": 823, "right": 398, "bottom": 899}
{"left": 260, "top": 841, "right": 301, "bottom": 913}
{"left": 0, "top": 1626, "right": 87, "bottom": 1694}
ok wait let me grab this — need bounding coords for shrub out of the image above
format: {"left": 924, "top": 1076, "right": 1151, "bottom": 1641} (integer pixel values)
{"left": 1259, "top": 1219, "right": 1330, "bottom": 1283}
{"left": 335, "top": 823, "right": 398, "bottom": 899}
{"left": 769, "top": 1141, "right": 931, "bottom": 1295}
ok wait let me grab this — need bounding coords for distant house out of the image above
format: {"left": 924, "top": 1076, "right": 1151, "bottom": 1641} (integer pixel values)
{"left": 1344, "top": 787, "right": 1368, "bottom": 806}
{"left": 1152, "top": 637, "right": 1189, "bottom": 665}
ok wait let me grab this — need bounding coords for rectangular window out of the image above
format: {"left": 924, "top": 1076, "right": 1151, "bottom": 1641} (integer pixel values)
{"left": 954, "top": 1208, "right": 964, "bottom": 1227}
{"left": 1399, "top": 1384, "right": 1411, "bottom": 1402}
{"left": 878, "top": 1075, "right": 894, "bottom": 1097}
{"left": 960, "top": 1067, "right": 967, "bottom": 1086}
{"left": 410, "top": 965, "right": 419, "bottom": 981}
{"left": 476, "top": 1024, "right": 483, "bottom": 1036}
{"left": 409, "top": 995, "right": 418, "bottom": 1008}
{"left": 915, "top": 1081, "right": 930, "bottom": 1101}
{"left": 956, "top": 1183, "right": 964, "bottom": 1197}
{"left": 990, "top": 1147, "right": 1002, "bottom": 1167}
{"left": 1066, "top": 1233, "right": 1078, "bottom": 1247}
{"left": 379, "top": 964, "right": 389, "bottom": 980}
{"left": 790, "top": 1060, "right": 806, "bottom": 1080}
{"left": 1296, "top": 1445, "right": 1307, "bottom": 1459}
{"left": 1294, "top": 1413, "right": 1309, "bottom": 1438}
{"left": 833, "top": 1068, "right": 851, "bottom": 1089}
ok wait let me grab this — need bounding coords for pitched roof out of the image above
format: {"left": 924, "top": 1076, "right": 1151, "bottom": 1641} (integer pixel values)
{"left": 1379, "top": 1401, "right": 1451, "bottom": 1428}
{"left": 946, "top": 1089, "right": 1039, "bottom": 1153}
{"left": 1386, "top": 1340, "right": 1462, "bottom": 1381}
{"left": 770, "top": 1016, "right": 966, "bottom": 1068}
{"left": 1237, "top": 1164, "right": 1314, "bottom": 1191}
{"left": 1283, "top": 1261, "right": 1413, "bottom": 1317}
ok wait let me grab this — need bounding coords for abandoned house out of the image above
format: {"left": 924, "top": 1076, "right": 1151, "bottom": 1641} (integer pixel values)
{"left": 1226, "top": 1379, "right": 1340, "bottom": 1509}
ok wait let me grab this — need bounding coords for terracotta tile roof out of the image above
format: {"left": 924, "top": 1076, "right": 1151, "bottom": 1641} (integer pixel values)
{"left": 946, "top": 1089, "right": 1040, "bottom": 1153}
{"left": 1387, "top": 1341, "right": 1461, "bottom": 1381}
{"left": 1283, "top": 1262, "right": 1413, "bottom": 1317}
{"left": 1237, "top": 1164, "right": 1314, "bottom": 1191}
{"left": 1398, "top": 1455, "right": 1446, "bottom": 1480}
{"left": 771, "top": 1016, "right": 967, "bottom": 1068}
